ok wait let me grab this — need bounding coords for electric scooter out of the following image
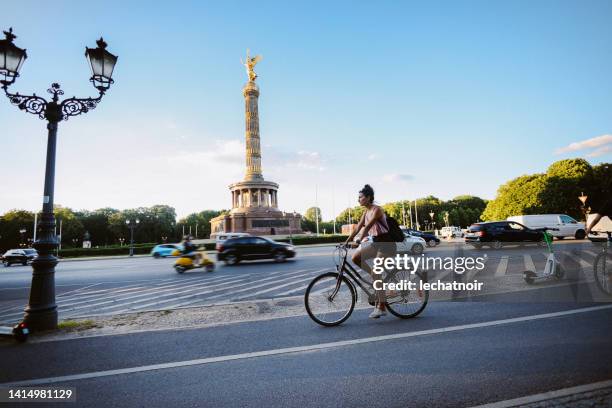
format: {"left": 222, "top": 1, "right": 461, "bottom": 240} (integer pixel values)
{"left": 0, "top": 322, "right": 29, "bottom": 343}
{"left": 523, "top": 227, "right": 564, "bottom": 284}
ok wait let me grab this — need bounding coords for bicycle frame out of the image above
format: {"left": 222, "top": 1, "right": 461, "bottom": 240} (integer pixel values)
{"left": 329, "top": 246, "right": 388, "bottom": 301}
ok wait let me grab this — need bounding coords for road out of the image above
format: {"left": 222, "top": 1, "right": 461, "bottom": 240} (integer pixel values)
{"left": 0, "top": 240, "right": 607, "bottom": 324}
{"left": 1, "top": 240, "right": 611, "bottom": 407}
{"left": 0, "top": 298, "right": 611, "bottom": 407}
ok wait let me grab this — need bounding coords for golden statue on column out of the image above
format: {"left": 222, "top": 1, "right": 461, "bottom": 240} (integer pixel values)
{"left": 210, "top": 50, "right": 301, "bottom": 238}
{"left": 241, "top": 49, "right": 262, "bottom": 82}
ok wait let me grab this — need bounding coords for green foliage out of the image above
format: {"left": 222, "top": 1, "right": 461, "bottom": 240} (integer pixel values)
{"left": 0, "top": 210, "right": 35, "bottom": 251}
{"left": 179, "top": 210, "right": 225, "bottom": 239}
{"left": 304, "top": 207, "right": 323, "bottom": 223}
{"left": 482, "top": 159, "right": 610, "bottom": 221}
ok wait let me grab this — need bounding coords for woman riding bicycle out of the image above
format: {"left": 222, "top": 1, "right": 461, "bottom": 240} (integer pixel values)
{"left": 344, "top": 184, "right": 394, "bottom": 319}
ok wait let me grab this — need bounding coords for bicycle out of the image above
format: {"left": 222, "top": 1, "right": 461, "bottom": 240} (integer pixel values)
{"left": 591, "top": 231, "right": 612, "bottom": 296}
{"left": 304, "top": 243, "right": 429, "bottom": 326}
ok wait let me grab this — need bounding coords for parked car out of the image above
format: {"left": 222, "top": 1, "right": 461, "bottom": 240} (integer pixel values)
{"left": 440, "top": 226, "right": 464, "bottom": 238}
{"left": 2, "top": 248, "right": 38, "bottom": 267}
{"left": 150, "top": 244, "right": 184, "bottom": 258}
{"left": 402, "top": 228, "right": 440, "bottom": 247}
{"left": 464, "top": 221, "right": 544, "bottom": 249}
{"left": 506, "top": 214, "right": 586, "bottom": 239}
{"left": 215, "top": 233, "right": 251, "bottom": 250}
{"left": 397, "top": 235, "right": 427, "bottom": 255}
{"left": 217, "top": 236, "right": 295, "bottom": 265}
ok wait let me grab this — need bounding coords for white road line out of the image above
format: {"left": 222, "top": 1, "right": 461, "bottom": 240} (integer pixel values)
{"left": 57, "top": 275, "right": 239, "bottom": 303}
{"left": 56, "top": 275, "right": 240, "bottom": 309}
{"left": 470, "top": 379, "right": 612, "bottom": 408}
{"left": 274, "top": 283, "right": 311, "bottom": 297}
{"left": 523, "top": 254, "right": 536, "bottom": 272}
{"left": 494, "top": 256, "right": 509, "bottom": 277}
{"left": 203, "top": 269, "right": 314, "bottom": 300}
{"left": 4, "top": 304, "right": 612, "bottom": 387}
{"left": 583, "top": 249, "right": 599, "bottom": 257}
{"left": 55, "top": 283, "right": 103, "bottom": 298}
{"left": 61, "top": 276, "right": 242, "bottom": 313}
{"left": 234, "top": 277, "right": 319, "bottom": 301}
{"left": 96, "top": 269, "right": 312, "bottom": 312}
{"left": 110, "top": 278, "right": 246, "bottom": 313}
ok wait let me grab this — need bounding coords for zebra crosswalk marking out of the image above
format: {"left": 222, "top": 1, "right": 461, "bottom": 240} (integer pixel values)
{"left": 56, "top": 275, "right": 240, "bottom": 310}
{"left": 125, "top": 268, "right": 310, "bottom": 310}
{"left": 494, "top": 256, "right": 509, "bottom": 277}
{"left": 204, "top": 269, "right": 316, "bottom": 300}
{"left": 523, "top": 254, "right": 536, "bottom": 272}
{"left": 106, "top": 278, "right": 248, "bottom": 314}
{"left": 234, "top": 269, "right": 328, "bottom": 300}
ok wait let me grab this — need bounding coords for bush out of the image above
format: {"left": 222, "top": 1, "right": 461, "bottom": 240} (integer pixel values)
{"left": 58, "top": 245, "right": 156, "bottom": 258}
{"left": 279, "top": 235, "right": 348, "bottom": 245}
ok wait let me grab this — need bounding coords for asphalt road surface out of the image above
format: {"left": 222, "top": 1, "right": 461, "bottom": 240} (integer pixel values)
{"left": 0, "top": 240, "right": 607, "bottom": 324}
{"left": 1, "top": 297, "right": 611, "bottom": 407}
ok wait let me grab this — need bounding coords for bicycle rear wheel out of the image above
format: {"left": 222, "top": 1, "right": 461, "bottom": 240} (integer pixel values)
{"left": 594, "top": 252, "right": 612, "bottom": 296}
{"left": 384, "top": 269, "right": 428, "bottom": 318}
{"left": 305, "top": 272, "right": 356, "bottom": 326}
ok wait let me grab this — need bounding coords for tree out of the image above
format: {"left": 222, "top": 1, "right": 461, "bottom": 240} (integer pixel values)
{"left": 481, "top": 174, "right": 548, "bottom": 221}
{"left": 75, "top": 208, "right": 119, "bottom": 246}
{"left": 481, "top": 159, "right": 606, "bottom": 222}
{"left": 304, "top": 207, "right": 323, "bottom": 223}
{"left": 335, "top": 206, "right": 365, "bottom": 225}
{"left": 54, "top": 206, "right": 85, "bottom": 247}
{"left": 0, "top": 210, "right": 35, "bottom": 251}
{"left": 180, "top": 210, "right": 224, "bottom": 239}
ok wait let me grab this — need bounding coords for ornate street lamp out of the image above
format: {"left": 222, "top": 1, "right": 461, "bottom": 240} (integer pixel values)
{"left": 1, "top": 28, "right": 117, "bottom": 331}
{"left": 126, "top": 219, "right": 140, "bottom": 257}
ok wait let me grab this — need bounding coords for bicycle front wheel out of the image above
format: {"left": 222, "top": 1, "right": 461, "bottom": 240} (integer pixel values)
{"left": 594, "top": 252, "right": 612, "bottom": 296}
{"left": 384, "top": 269, "right": 429, "bottom": 318}
{"left": 305, "top": 272, "right": 356, "bottom": 326}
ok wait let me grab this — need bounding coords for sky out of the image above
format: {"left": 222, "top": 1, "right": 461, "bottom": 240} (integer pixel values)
{"left": 1, "top": 0, "right": 611, "bottom": 220}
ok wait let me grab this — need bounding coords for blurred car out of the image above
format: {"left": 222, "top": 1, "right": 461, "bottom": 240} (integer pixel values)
{"left": 440, "top": 226, "right": 464, "bottom": 238}
{"left": 217, "top": 236, "right": 295, "bottom": 265}
{"left": 396, "top": 235, "right": 427, "bottom": 255}
{"left": 214, "top": 233, "right": 251, "bottom": 250}
{"left": 2, "top": 248, "right": 38, "bottom": 267}
{"left": 402, "top": 228, "right": 440, "bottom": 247}
{"left": 464, "top": 221, "right": 544, "bottom": 249}
{"left": 150, "top": 244, "right": 184, "bottom": 258}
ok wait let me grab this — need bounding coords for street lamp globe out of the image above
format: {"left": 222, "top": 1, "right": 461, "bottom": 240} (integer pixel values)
{"left": 85, "top": 37, "right": 118, "bottom": 92}
{"left": 0, "top": 28, "right": 27, "bottom": 87}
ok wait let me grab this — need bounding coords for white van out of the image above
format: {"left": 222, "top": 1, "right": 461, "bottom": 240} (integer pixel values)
{"left": 215, "top": 233, "right": 251, "bottom": 250}
{"left": 506, "top": 214, "right": 586, "bottom": 239}
{"left": 440, "top": 226, "right": 463, "bottom": 238}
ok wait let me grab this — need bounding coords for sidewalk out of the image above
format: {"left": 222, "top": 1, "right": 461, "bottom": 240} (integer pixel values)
{"left": 472, "top": 379, "right": 612, "bottom": 408}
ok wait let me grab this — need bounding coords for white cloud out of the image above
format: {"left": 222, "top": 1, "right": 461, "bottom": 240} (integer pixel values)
{"left": 585, "top": 145, "right": 612, "bottom": 158}
{"left": 555, "top": 134, "right": 612, "bottom": 157}
{"left": 382, "top": 173, "right": 414, "bottom": 183}
{"left": 367, "top": 153, "right": 380, "bottom": 161}
{"left": 295, "top": 150, "right": 325, "bottom": 171}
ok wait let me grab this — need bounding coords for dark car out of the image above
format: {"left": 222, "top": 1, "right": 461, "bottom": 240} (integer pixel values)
{"left": 403, "top": 228, "right": 440, "bottom": 247}
{"left": 2, "top": 248, "right": 38, "bottom": 267}
{"left": 464, "top": 221, "right": 544, "bottom": 249}
{"left": 217, "top": 236, "right": 296, "bottom": 265}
